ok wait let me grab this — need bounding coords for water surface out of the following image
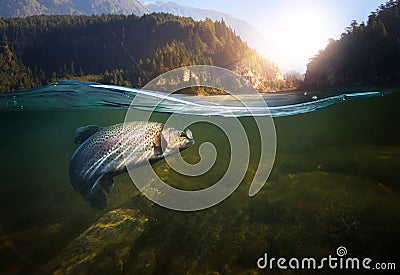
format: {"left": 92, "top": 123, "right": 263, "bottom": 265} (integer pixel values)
{"left": 0, "top": 82, "right": 399, "bottom": 274}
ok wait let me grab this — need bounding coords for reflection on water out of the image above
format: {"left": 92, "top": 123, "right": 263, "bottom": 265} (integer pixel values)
{"left": 0, "top": 91, "right": 399, "bottom": 273}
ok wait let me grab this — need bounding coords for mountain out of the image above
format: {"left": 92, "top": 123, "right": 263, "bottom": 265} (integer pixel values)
{"left": 1, "top": 0, "right": 268, "bottom": 66}
{"left": 144, "top": 1, "right": 266, "bottom": 53}
{"left": 1, "top": 0, "right": 149, "bottom": 17}
{"left": 0, "top": 13, "right": 289, "bottom": 93}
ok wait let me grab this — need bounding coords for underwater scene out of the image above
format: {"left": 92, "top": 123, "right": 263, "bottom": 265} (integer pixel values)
{"left": 0, "top": 81, "right": 399, "bottom": 274}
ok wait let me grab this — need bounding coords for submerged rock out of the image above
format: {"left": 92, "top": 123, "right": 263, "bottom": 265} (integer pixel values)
{"left": 43, "top": 208, "right": 149, "bottom": 274}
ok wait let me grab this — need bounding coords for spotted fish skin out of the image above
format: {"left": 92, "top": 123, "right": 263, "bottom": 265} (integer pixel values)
{"left": 69, "top": 121, "right": 194, "bottom": 209}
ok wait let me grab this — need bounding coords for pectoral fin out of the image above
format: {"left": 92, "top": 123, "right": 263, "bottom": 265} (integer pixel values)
{"left": 90, "top": 173, "right": 104, "bottom": 193}
{"left": 90, "top": 173, "right": 114, "bottom": 194}
{"left": 100, "top": 177, "right": 114, "bottom": 194}
{"left": 153, "top": 132, "right": 167, "bottom": 157}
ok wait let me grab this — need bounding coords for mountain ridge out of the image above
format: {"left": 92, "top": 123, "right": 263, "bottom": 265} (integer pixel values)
{"left": 143, "top": 1, "right": 265, "bottom": 54}
{"left": 1, "top": 0, "right": 149, "bottom": 17}
{"left": 1, "top": 0, "right": 265, "bottom": 61}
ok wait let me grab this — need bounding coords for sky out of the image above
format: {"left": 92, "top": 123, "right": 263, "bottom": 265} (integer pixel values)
{"left": 160, "top": 0, "right": 387, "bottom": 73}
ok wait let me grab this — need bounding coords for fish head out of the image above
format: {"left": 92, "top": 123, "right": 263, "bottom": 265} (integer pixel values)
{"left": 160, "top": 126, "right": 194, "bottom": 156}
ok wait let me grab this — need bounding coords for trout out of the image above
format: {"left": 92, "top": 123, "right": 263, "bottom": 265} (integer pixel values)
{"left": 69, "top": 121, "right": 194, "bottom": 209}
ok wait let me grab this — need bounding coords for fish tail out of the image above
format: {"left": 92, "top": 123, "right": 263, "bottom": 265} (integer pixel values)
{"left": 83, "top": 187, "right": 107, "bottom": 210}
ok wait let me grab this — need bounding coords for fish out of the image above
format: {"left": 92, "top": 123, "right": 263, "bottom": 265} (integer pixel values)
{"left": 69, "top": 121, "right": 194, "bottom": 209}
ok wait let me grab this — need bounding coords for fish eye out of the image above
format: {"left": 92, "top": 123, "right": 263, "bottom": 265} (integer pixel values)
{"left": 180, "top": 128, "right": 193, "bottom": 139}
{"left": 181, "top": 128, "right": 193, "bottom": 139}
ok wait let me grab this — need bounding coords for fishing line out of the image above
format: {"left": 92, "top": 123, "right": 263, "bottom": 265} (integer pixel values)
{"left": 104, "top": 21, "right": 150, "bottom": 83}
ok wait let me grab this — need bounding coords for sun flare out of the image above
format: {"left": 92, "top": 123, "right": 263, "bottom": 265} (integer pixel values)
{"left": 264, "top": 5, "right": 333, "bottom": 72}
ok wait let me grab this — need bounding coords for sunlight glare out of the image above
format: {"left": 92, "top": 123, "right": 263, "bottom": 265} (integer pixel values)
{"left": 264, "top": 5, "right": 333, "bottom": 72}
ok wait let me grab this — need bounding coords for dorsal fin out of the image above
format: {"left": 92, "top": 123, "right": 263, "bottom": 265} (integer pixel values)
{"left": 73, "top": 125, "right": 102, "bottom": 144}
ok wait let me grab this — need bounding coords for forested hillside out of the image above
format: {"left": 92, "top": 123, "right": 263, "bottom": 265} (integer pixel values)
{"left": 0, "top": 13, "right": 289, "bottom": 93}
{"left": 304, "top": 0, "right": 400, "bottom": 88}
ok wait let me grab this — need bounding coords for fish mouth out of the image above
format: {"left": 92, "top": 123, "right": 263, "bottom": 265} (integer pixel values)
{"left": 186, "top": 139, "right": 195, "bottom": 146}
{"left": 180, "top": 138, "right": 195, "bottom": 150}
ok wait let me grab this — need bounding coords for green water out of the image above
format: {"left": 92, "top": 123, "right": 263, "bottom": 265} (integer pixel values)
{"left": 0, "top": 93, "right": 399, "bottom": 274}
